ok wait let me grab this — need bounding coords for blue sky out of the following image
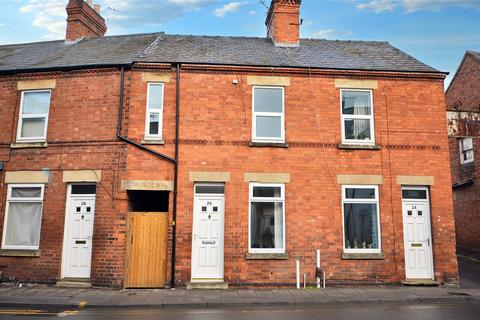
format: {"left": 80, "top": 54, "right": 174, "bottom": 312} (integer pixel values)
{"left": 0, "top": 0, "right": 479, "bottom": 86}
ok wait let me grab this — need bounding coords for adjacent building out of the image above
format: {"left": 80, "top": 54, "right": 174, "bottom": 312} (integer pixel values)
{"left": 446, "top": 50, "right": 480, "bottom": 259}
{"left": 0, "top": 0, "right": 458, "bottom": 288}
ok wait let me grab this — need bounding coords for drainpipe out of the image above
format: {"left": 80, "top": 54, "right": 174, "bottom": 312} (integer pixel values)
{"left": 116, "top": 65, "right": 180, "bottom": 288}
{"left": 170, "top": 63, "right": 180, "bottom": 289}
{"left": 116, "top": 66, "right": 176, "bottom": 163}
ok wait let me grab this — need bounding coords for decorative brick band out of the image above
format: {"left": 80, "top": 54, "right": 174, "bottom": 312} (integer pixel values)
{"left": 162, "top": 139, "right": 441, "bottom": 150}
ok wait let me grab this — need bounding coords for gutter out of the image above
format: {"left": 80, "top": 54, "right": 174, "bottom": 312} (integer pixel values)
{"left": 0, "top": 64, "right": 133, "bottom": 76}
{"left": 116, "top": 65, "right": 180, "bottom": 288}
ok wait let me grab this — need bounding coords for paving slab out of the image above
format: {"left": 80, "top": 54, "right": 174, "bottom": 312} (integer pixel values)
{"left": 0, "top": 284, "right": 479, "bottom": 309}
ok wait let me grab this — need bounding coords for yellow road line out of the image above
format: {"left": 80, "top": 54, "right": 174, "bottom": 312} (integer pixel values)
{"left": 78, "top": 300, "right": 88, "bottom": 308}
{"left": 0, "top": 309, "right": 50, "bottom": 315}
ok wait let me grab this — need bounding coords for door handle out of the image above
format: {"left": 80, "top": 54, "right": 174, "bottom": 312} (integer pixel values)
{"left": 427, "top": 238, "right": 430, "bottom": 246}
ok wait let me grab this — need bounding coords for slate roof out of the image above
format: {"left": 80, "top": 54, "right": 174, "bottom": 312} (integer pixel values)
{"left": 0, "top": 32, "right": 442, "bottom": 74}
{"left": 0, "top": 33, "right": 161, "bottom": 72}
{"left": 138, "top": 34, "right": 441, "bottom": 73}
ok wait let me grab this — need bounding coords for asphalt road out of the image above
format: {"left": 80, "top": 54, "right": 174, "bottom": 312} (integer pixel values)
{"left": 0, "top": 303, "right": 480, "bottom": 320}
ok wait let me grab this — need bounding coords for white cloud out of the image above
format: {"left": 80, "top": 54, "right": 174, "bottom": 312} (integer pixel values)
{"left": 311, "top": 29, "right": 352, "bottom": 39}
{"left": 19, "top": 0, "right": 66, "bottom": 40}
{"left": 103, "top": 0, "right": 214, "bottom": 31}
{"left": 402, "top": 0, "right": 480, "bottom": 12}
{"left": 214, "top": 1, "right": 247, "bottom": 17}
{"left": 356, "top": 0, "right": 396, "bottom": 13}
{"left": 0, "top": 23, "right": 5, "bottom": 27}
{"left": 18, "top": 0, "right": 216, "bottom": 39}
{"left": 356, "top": 0, "right": 480, "bottom": 13}
{"left": 248, "top": 10, "right": 257, "bottom": 15}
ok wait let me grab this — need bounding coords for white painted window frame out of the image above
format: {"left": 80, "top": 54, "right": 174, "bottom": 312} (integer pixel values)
{"left": 340, "top": 89, "right": 375, "bottom": 145}
{"left": 459, "top": 137, "right": 474, "bottom": 164}
{"left": 341, "top": 184, "right": 381, "bottom": 254}
{"left": 252, "top": 86, "right": 285, "bottom": 143}
{"left": 144, "top": 82, "right": 164, "bottom": 140}
{"left": 248, "top": 183, "right": 286, "bottom": 254}
{"left": 1, "top": 184, "right": 45, "bottom": 250}
{"left": 16, "top": 90, "right": 51, "bottom": 143}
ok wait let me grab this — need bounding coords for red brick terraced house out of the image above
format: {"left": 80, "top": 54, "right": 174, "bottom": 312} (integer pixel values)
{"left": 0, "top": 0, "right": 458, "bottom": 288}
{"left": 446, "top": 50, "right": 480, "bottom": 259}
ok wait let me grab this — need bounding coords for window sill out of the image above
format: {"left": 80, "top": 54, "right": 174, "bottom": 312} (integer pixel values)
{"left": 0, "top": 249, "right": 41, "bottom": 257}
{"left": 341, "top": 252, "right": 384, "bottom": 260}
{"left": 141, "top": 139, "right": 165, "bottom": 145}
{"left": 245, "top": 252, "right": 289, "bottom": 260}
{"left": 337, "top": 144, "right": 380, "bottom": 150}
{"left": 249, "top": 141, "right": 288, "bottom": 148}
{"left": 11, "top": 142, "right": 48, "bottom": 149}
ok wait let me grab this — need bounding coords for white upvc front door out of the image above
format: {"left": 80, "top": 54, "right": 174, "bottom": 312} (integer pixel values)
{"left": 62, "top": 186, "right": 96, "bottom": 279}
{"left": 191, "top": 186, "right": 224, "bottom": 282}
{"left": 402, "top": 187, "right": 434, "bottom": 280}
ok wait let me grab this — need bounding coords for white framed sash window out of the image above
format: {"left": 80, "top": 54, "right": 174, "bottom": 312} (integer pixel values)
{"left": 1, "top": 184, "right": 45, "bottom": 250}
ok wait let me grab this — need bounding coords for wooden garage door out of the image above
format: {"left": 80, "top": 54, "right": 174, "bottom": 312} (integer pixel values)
{"left": 125, "top": 212, "right": 168, "bottom": 288}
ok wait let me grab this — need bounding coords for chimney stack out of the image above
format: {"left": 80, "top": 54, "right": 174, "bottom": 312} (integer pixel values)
{"left": 65, "top": 0, "right": 107, "bottom": 42}
{"left": 265, "top": 0, "right": 301, "bottom": 47}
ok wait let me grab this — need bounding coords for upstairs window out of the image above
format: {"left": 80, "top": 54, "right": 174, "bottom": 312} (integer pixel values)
{"left": 460, "top": 137, "right": 474, "bottom": 164}
{"left": 249, "top": 183, "right": 285, "bottom": 253}
{"left": 342, "top": 185, "right": 381, "bottom": 253}
{"left": 145, "top": 83, "right": 164, "bottom": 140}
{"left": 252, "top": 86, "right": 285, "bottom": 143}
{"left": 1, "top": 184, "right": 45, "bottom": 250}
{"left": 17, "top": 90, "right": 51, "bottom": 142}
{"left": 340, "top": 89, "right": 375, "bottom": 144}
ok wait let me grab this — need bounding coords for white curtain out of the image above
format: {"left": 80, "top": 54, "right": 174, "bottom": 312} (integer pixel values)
{"left": 5, "top": 202, "right": 42, "bottom": 247}
{"left": 274, "top": 202, "right": 283, "bottom": 249}
{"left": 353, "top": 96, "right": 370, "bottom": 139}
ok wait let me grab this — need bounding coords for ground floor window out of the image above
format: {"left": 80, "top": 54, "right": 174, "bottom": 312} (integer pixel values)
{"left": 342, "top": 185, "right": 381, "bottom": 253}
{"left": 1, "top": 184, "right": 45, "bottom": 250}
{"left": 249, "top": 183, "right": 285, "bottom": 253}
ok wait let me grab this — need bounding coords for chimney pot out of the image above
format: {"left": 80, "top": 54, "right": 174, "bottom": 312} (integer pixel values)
{"left": 86, "top": 0, "right": 93, "bottom": 6}
{"left": 265, "top": 0, "right": 301, "bottom": 47}
{"left": 94, "top": 4, "right": 101, "bottom": 14}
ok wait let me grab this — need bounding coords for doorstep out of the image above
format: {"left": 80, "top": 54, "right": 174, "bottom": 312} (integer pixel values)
{"left": 56, "top": 278, "right": 91, "bottom": 288}
{"left": 402, "top": 279, "right": 439, "bottom": 286}
{"left": 186, "top": 282, "right": 228, "bottom": 290}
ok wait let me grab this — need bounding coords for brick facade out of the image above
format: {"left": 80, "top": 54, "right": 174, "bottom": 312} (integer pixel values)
{"left": 446, "top": 51, "right": 480, "bottom": 257}
{"left": 0, "top": 70, "right": 128, "bottom": 287}
{"left": 0, "top": 64, "right": 459, "bottom": 287}
{"left": 0, "top": 0, "right": 459, "bottom": 289}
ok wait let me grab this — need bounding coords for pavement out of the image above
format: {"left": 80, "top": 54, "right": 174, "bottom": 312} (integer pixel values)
{"left": 0, "top": 256, "right": 478, "bottom": 310}
{"left": 0, "top": 284, "right": 479, "bottom": 309}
